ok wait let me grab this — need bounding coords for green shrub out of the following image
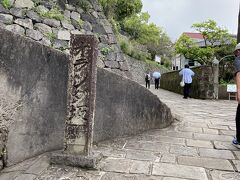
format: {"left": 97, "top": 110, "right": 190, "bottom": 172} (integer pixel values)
{"left": 109, "top": 18, "right": 120, "bottom": 34}
{"left": 32, "top": 0, "right": 42, "bottom": 6}
{"left": 219, "top": 78, "right": 235, "bottom": 85}
{"left": 101, "top": 46, "right": 112, "bottom": 55}
{"left": 76, "top": 0, "right": 91, "bottom": 12}
{"left": 77, "top": 19, "right": 84, "bottom": 27}
{"left": 120, "top": 40, "right": 130, "bottom": 55}
{"left": 38, "top": 8, "right": 64, "bottom": 21}
{"left": 46, "top": 32, "right": 57, "bottom": 43}
{"left": 1, "top": 0, "right": 11, "bottom": 9}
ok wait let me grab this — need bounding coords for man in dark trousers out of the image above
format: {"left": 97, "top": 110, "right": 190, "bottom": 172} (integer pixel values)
{"left": 232, "top": 43, "right": 240, "bottom": 148}
{"left": 179, "top": 64, "right": 195, "bottom": 99}
{"left": 154, "top": 77, "right": 160, "bottom": 89}
{"left": 145, "top": 72, "right": 150, "bottom": 89}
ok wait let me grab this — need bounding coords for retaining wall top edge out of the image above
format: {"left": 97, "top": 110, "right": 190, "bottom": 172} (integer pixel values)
{"left": 0, "top": 27, "right": 69, "bottom": 59}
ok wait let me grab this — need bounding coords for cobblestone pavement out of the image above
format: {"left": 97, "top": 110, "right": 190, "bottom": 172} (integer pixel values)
{"left": 1, "top": 88, "right": 240, "bottom": 180}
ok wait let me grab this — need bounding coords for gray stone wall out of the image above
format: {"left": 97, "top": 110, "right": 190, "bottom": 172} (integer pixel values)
{"left": 160, "top": 66, "right": 215, "bottom": 99}
{"left": 0, "top": 28, "right": 68, "bottom": 166}
{"left": 126, "top": 55, "right": 170, "bottom": 84}
{"left": 0, "top": 28, "right": 174, "bottom": 167}
{"left": 93, "top": 68, "right": 174, "bottom": 143}
{"left": 0, "top": 0, "right": 130, "bottom": 77}
{"left": 218, "top": 85, "right": 230, "bottom": 100}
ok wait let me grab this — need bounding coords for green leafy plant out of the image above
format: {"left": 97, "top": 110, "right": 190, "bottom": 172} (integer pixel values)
{"left": 32, "top": 0, "right": 42, "bottom": 7}
{"left": 76, "top": 0, "right": 91, "bottom": 12}
{"left": 1, "top": 0, "right": 11, "bottom": 9}
{"left": 118, "top": 35, "right": 151, "bottom": 62}
{"left": 46, "top": 32, "right": 57, "bottom": 43}
{"left": 39, "top": 8, "right": 64, "bottom": 21}
{"left": 109, "top": 18, "right": 120, "bottom": 35}
{"left": 99, "top": 0, "right": 142, "bottom": 21}
{"left": 120, "top": 40, "right": 130, "bottom": 55}
{"left": 77, "top": 19, "right": 84, "bottom": 27}
{"left": 101, "top": 46, "right": 112, "bottom": 55}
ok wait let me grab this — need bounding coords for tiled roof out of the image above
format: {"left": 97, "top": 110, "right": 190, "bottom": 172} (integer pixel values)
{"left": 183, "top": 32, "right": 204, "bottom": 39}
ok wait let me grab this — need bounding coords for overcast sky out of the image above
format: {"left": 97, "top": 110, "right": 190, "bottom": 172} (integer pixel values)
{"left": 142, "top": 0, "right": 239, "bottom": 41}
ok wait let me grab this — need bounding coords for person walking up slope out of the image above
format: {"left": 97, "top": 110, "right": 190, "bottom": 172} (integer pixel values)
{"left": 152, "top": 71, "right": 161, "bottom": 89}
{"left": 179, "top": 64, "right": 195, "bottom": 99}
{"left": 145, "top": 72, "right": 151, "bottom": 89}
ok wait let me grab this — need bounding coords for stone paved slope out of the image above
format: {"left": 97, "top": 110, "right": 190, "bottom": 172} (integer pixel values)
{"left": 1, "top": 88, "right": 240, "bottom": 179}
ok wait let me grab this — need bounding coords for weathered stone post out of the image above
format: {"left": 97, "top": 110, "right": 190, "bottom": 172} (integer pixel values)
{"left": 65, "top": 34, "right": 97, "bottom": 155}
{"left": 212, "top": 58, "right": 219, "bottom": 99}
{"left": 51, "top": 34, "right": 101, "bottom": 168}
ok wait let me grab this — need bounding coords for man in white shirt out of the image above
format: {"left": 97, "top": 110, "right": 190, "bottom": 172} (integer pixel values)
{"left": 179, "top": 64, "right": 195, "bottom": 99}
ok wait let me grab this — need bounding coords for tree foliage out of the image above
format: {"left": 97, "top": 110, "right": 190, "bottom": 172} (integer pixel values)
{"left": 123, "top": 12, "right": 172, "bottom": 59}
{"left": 99, "top": 0, "right": 173, "bottom": 65}
{"left": 99, "top": 0, "right": 142, "bottom": 21}
{"left": 192, "top": 20, "right": 230, "bottom": 46}
{"left": 115, "top": 0, "right": 142, "bottom": 20}
{"left": 123, "top": 13, "right": 160, "bottom": 45}
{"left": 175, "top": 19, "right": 236, "bottom": 65}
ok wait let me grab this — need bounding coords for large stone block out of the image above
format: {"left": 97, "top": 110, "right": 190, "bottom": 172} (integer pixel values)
{"left": 57, "top": 30, "right": 70, "bottom": 40}
{"left": 10, "top": 8, "right": 26, "bottom": 18}
{"left": 50, "top": 151, "right": 102, "bottom": 169}
{"left": 210, "top": 170, "right": 240, "bottom": 180}
{"left": 0, "top": 4, "right": 10, "bottom": 13}
{"left": 43, "top": 18, "right": 61, "bottom": 28}
{"left": 104, "top": 60, "right": 119, "bottom": 69}
{"left": 93, "top": 68, "right": 174, "bottom": 142}
{"left": 170, "top": 145, "right": 198, "bottom": 156}
{"left": 26, "top": 29, "right": 43, "bottom": 41}
{"left": 152, "top": 163, "right": 208, "bottom": 180}
{"left": 81, "top": 13, "right": 97, "bottom": 24}
{"left": 199, "top": 148, "right": 235, "bottom": 159}
{"left": 26, "top": 10, "right": 42, "bottom": 23}
{"left": 70, "top": 11, "right": 80, "bottom": 21}
{"left": 178, "top": 156, "right": 234, "bottom": 171}
{"left": 0, "top": 14, "right": 13, "bottom": 24}
{"left": 0, "top": 28, "right": 68, "bottom": 165}
{"left": 186, "top": 139, "right": 213, "bottom": 148}
{"left": 34, "top": 23, "right": 52, "bottom": 35}
{"left": 61, "top": 20, "right": 75, "bottom": 30}
{"left": 14, "top": 0, "right": 34, "bottom": 9}
{"left": 83, "top": 21, "right": 92, "bottom": 31}
{"left": 5, "top": 24, "right": 25, "bottom": 35}
{"left": 53, "top": 39, "right": 68, "bottom": 49}
{"left": 14, "top": 18, "right": 33, "bottom": 29}
{"left": 98, "top": 157, "right": 132, "bottom": 173}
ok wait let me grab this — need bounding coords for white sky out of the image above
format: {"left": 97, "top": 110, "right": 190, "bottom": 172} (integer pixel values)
{"left": 142, "top": 0, "right": 239, "bottom": 41}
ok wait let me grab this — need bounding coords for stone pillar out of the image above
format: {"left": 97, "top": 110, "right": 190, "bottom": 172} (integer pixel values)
{"left": 212, "top": 58, "right": 219, "bottom": 99}
{"left": 65, "top": 34, "right": 97, "bottom": 155}
{"left": 51, "top": 34, "right": 102, "bottom": 168}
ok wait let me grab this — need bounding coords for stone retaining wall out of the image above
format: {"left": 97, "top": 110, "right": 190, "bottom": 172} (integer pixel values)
{"left": 93, "top": 68, "right": 174, "bottom": 143}
{"left": 0, "top": 22, "right": 174, "bottom": 168}
{"left": 0, "top": 28, "right": 68, "bottom": 166}
{"left": 126, "top": 55, "right": 170, "bottom": 84}
{"left": 160, "top": 66, "right": 215, "bottom": 99}
{"left": 0, "top": 0, "right": 130, "bottom": 77}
